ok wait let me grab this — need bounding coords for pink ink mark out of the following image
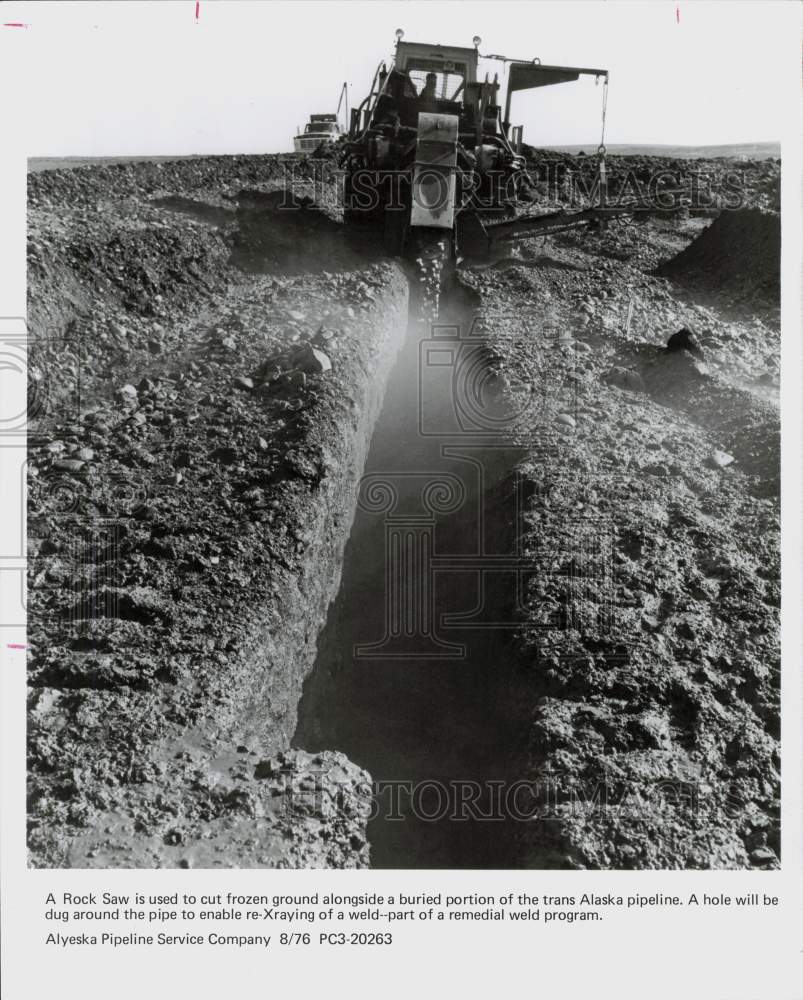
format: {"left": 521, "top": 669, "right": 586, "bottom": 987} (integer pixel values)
{"left": 676, "top": 5, "right": 680, "bottom": 23}
{"left": 3, "top": 22, "right": 30, "bottom": 28}
{"left": 7, "top": 643, "right": 26, "bottom": 649}
{"left": 195, "top": 1, "right": 199, "bottom": 19}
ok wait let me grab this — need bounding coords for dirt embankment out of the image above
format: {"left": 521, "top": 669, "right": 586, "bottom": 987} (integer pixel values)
{"left": 27, "top": 156, "right": 406, "bottom": 868}
{"left": 460, "top": 202, "right": 779, "bottom": 868}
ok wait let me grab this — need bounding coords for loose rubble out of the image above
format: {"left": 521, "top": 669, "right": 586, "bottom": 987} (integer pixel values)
{"left": 27, "top": 149, "right": 779, "bottom": 870}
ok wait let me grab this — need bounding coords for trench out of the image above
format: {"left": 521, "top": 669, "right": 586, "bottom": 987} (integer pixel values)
{"left": 294, "top": 276, "right": 534, "bottom": 869}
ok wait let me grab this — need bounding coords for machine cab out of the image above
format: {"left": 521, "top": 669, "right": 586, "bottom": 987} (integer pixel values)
{"left": 393, "top": 41, "right": 477, "bottom": 104}
{"left": 305, "top": 114, "right": 340, "bottom": 135}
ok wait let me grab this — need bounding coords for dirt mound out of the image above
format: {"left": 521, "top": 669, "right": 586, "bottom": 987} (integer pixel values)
{"left": 657, "top": 208, "right": 780, "bottom": 310}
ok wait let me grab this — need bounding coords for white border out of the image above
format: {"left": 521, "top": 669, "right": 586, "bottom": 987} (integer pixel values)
{"left": 1, "top": 3, "right": 801, "bottom": 998}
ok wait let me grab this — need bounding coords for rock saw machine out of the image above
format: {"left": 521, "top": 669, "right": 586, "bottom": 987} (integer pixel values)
{"left": 340, "top": 31, "right": 616, "bottom": 268}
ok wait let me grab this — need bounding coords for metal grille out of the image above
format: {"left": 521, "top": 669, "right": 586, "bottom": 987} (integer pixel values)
{"left": 407, "top": 70, "right": 465, "bottom": 101}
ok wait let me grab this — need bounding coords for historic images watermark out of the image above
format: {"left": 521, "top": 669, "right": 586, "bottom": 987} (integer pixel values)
{"left": 278, "top": 769, "right": 701, "bottom": 825}
{"left": 1, "top": 316, "right": 65, "bottom": 627}
{"left": 275, "top": 159, "right": 753, "bottom": 216}
{"left": 23, "top": 315, "right": 156, "bottom": 639}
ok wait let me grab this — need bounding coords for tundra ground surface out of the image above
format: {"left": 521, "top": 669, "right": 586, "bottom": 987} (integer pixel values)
{"left": 27, "top": 151, "right": 780, "bottom": 869}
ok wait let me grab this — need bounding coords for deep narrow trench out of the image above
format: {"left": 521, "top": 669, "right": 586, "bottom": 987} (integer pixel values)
{"left": 294, "top": 277, "right": 533, "bottom": 869}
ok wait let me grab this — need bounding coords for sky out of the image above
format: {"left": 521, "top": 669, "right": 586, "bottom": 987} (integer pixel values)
{"left": 0, "top": 0, "right": 799, "bottom": 156}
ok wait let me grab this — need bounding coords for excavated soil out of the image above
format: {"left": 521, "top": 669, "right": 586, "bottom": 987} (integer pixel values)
{"left": 28, "top": 154, "right": 403, "bottom": 868}
{"left": 27, "top": 151, "right": 780, "bottom": 870}
{"left": 461, "top": 236, "right": 779, "bottom": 869}
{"left": 656, "top": 207, "right": 781, "bottom": 317}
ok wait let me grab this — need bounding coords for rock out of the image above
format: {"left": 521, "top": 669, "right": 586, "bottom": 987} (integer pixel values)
{"left": 74, "top": 448, "right": 94, "bottom": 462}
{"left": 52, "top": 457, "right": 86, "bottom": 475}
{"left": 603, "top": 367, "right": 646, "bottom": 392}
{"left": 627, "top": 711, "right": 670, "bottom": 749}
{"left": 210, "top": 446, "right": 238, "bottom": 465}
{"left": 288, "top": 310, "right": 305, "bottom": 322}
{"left": 234, "top": 376, "right": 254, "bottom": 391}
{"left": 314, "top": 326, "right": 335, "bottom": 344}
{"left": 117, "top": 384, "right": 138, "bottom": 400}
{"left": 666, "top": 327, "right": 703, "bottom": 357}
{"left": 296, "top": 345, "right": 332, "bottom": 375}
{"left": 128, "top": 447, "right": 157, "bottom": 467}
{"left": 710, "top": 450, "right": 735, "bottom": 468}
{"left": 85, "top": 410, "right": 113, "bottom": 427}
{"left": 750, "top": 847, "right": 777, "bottom": 865}
{"left": 258, "top": 437, "right": 269, "bottom": 451}
{"left": 243, "top": 486, "right": 266, "bottom": 505}
{"left": 555, "top": 413, "right": 576, "bottom": 428}
{"left": 147, "top": 340, "right": 163, "bottom": 355}
{"left": 284, "top": 449, "right": 322, "bottom": 480}
{"left": 99, "top": 585, "right": 171, "bottom": 623}
{"left": 44, "top": 441, "right": 66, "bottom": 454}
{"left": 642, "top": 463, "right": 670, "bottom": 477}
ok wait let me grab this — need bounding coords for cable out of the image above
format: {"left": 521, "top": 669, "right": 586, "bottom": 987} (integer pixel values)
{"left": 599, "top": 75, "right": 609, "bottom": 150}
{"left": 598, "top": 75, "right": 609, "bottom": 209}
